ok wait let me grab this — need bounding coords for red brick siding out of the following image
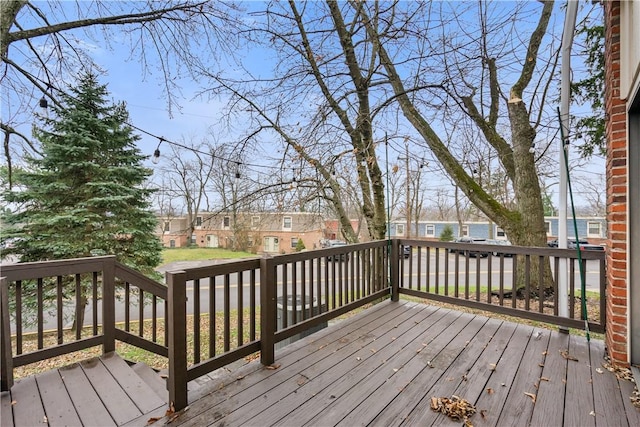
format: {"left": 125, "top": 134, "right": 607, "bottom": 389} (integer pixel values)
{"left": 604, "top": 1, "right": 629, "bottom": 367}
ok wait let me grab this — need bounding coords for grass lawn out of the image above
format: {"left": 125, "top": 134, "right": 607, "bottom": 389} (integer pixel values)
{"left": 160, "top": 247, "right": 256, "bottom": 265}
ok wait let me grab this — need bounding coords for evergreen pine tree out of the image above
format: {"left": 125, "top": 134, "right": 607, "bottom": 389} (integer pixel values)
{"left": 3, "top": 72, "right": 161, "bottom": 275}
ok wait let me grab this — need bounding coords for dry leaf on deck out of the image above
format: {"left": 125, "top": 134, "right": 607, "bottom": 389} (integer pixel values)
{"left": 486, "top": 388, "right": 494, "bottom": 394}
{"left": 265, "top": 363, "right": 281, "bottom": 370}
{"left": 147, "top": 416, "right": 161, "bottom": 425}
{"left": 524, "top": 392, "right": 537, "bottom": 403}
{"left": 560, "top": 350, "right": 579, "bottom": 362}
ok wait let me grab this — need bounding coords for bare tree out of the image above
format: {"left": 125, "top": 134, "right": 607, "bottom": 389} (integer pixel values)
{"left": 1, "top": 0, "right": 239, "bottom": 180}
{"left": 158, "top": 137, "right": 218, "bottom": 244}
{"left": 201, "top": 1, "right": 562, "bottom": 289}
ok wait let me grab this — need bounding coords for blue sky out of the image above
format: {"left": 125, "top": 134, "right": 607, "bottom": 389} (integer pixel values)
{"left": 2, "top": 1, "right": 605, "bottom": 211}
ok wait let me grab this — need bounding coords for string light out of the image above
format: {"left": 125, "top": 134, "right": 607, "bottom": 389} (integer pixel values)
{"left": 152, "top": 138, "right": 164, "bottom": 164}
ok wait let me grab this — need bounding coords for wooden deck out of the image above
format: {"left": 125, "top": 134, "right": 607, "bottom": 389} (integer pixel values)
{"left": 2, "top": 300, "right": 639, "bottom": 426}
{"left": 1, "top": 352, "right": 170, "bottom": 427}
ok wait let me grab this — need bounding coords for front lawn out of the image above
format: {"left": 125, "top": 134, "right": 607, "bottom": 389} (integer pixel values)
{"left": 160, "top": 247, "right": 256, "bottom": 265}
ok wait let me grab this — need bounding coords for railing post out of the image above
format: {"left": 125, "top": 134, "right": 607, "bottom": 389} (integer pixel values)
{"left": 260, "top": 254, "right": 275, "bottom": 365}
{"left": 1, "top": 277, "right": 14, "bottom": 391}
{"left": 167, "top": 270, "right": 188, "bottom": 411}
{"left": 390, "top": 239, "right": 400, "bottom": 302}
{"left": 102, "top": 257, "right": 116, "bottom": 354}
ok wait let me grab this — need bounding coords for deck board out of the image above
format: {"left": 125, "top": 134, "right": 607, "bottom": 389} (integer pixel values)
{"left": 471, "top": 323, "right": 534, "bottom": 427}
{"left": 495, "top": 326, "right": 550, "bottom": 426}
{"left": 1, "top": 391, "right": 15, "bottom": 427}
{"left": 9, "top": 375, "right": 47, "bottom": 427}
{"left": 285, "top": 309, "right": 467, "bottom": 426}
{"left": 390, "top": 317, "right": 502, "bottom": 427}
{"left": 429, "top": 320, "right": 519, "bottom": 427}
{"left": 529, "top": 330, "right": 570, "bottom": 427}
{"left": 80, "top": 356, "right": 143, "bottom": 424}
{"left": 564, "top": 334, "right": 596, "bottom": 427}
{"left": 100, "top": 352, "right": 166, "bottom": 413}
{"left": 5, "top": 300, "right": 640, "bottom": 427}
{"left": 35, "top": 369, "right": 83, "bottom": 427}
{"left": 589, "top": 340, "right": 630, "bottom": 426}
{"left": 59, "top": 362, "right": 118, "bottom": 427}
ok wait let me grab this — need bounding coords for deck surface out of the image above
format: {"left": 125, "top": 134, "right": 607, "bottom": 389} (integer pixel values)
{"left": 2, "top": 300, "right": 639, "bottom": 427}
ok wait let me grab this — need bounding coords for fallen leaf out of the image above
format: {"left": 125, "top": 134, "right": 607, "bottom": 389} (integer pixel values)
{"left": 416, "top": 348, "right": 423, "bottom": 353}
{"left": 297, "top": 375, "right": 308, "bottom": 386}
{"left": 160, "top": 374, "right": 168, "bottom": 379}
{"left": 524, "top": 392, "right": 536, "bottom": 403}
{"left": 501, "top": 383, "right": 506, "bottom": 387}
{"left": 542, "top": 351, "right": 548, "bottom": 356}
{"left": 596, "top": 368, "right": 604, "bottom": 374}
{"left": 43, "top": 416, "right": 48, "bottom": 423}
{"left": 489, "top": 363, "right": 497, "bottom": 371}
{"left": 236, "top": 375, "right": 245, "bottom": 380}
{"left": 147, "top": 416, "right": 161, "bottom": 425}
{"left": 393, "top": 368, "right": 399, "bottom": 372}
{"left": 590, "top": 410, "right": 596, "bottom": 416}
{"left": 11, "top": 400, "right": 16, "bottom": 406}
{"left": 560, "top": 350, "right": 579, "bottom": 362}
{"left": 356, "top": 357, "right": 361, "bottom": 361}
{"left": 370, "top": 348, "right": 377, "bottom": 353}
{"left": 480, "top": 409, "right": 487, "bottom": 419}
{"left": 265, "top": 363, "right": 281, "bottom": 370}
{"left": 486, "top": 388, "right": 494, "bottom": 394}
{"left": 540, "top": 377, "right": 550, "bottom": 382}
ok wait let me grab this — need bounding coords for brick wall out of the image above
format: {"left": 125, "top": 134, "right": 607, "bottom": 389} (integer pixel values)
{"left": 604, "top": 0, "right": 629, "bottom": 367}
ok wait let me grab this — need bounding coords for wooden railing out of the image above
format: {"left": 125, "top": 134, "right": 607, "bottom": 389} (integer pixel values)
{"left": 395, "top": 239, "right": 606, "bottom": 333}
{"left": 0, "top": 239, "right": 606, "bottom": 410}
{"left": 164, "top": 240, "right": 390, "bottom": 409}
{"left": 0, "top": 256, "right": 168, "bottom": 391}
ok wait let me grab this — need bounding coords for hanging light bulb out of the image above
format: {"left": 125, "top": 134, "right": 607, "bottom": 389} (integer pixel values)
{"left": 151, "top": 138, "right": 164, "bottom": 165}
{"left": 39, "top": 96, "right": 48, "bottom": 109}
{"left": 152, "top": 148, "right": 161, "bottom": 164}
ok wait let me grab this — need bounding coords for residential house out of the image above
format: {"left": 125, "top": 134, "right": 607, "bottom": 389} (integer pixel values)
{"left": 388, "top": 216, "right": 606, "bottom": 243}
{"left": 156, "top": 212, "right": 326, "bottom": 254}
{"left": 604, "top": 1, "right": 639, "bottom": 367}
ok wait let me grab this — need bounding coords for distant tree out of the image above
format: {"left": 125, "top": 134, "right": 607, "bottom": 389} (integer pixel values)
{"left": 2, "top": 72, "right": 162, "bottom": 328}
{"left": 571, "top": 4, "right": 605, "bottom": 158}
{"left": 295, "top": 238, "right": 306, "bottom": 252}
{"left": 440, "top": 226, "right": 454, "bottom": 242}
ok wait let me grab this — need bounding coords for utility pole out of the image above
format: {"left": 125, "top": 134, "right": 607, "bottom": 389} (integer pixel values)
{"left": 405, "top": 144, "right": 411, "bottom": 239}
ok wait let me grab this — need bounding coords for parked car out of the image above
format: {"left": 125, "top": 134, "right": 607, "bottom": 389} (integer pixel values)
{"left": 403, "top": 245, "right": 411, "bottom": 259}
{"left": 547, "top": 238, "right": 605, "bottom": 251}
{"left": 486, "top": 239, "right": 513, "bottom": 257}
{"left": 326, "top": 240, "right": 349, "bottom": 261}
{"left": 449, "top": 237, "right": 489, "bottom": 257}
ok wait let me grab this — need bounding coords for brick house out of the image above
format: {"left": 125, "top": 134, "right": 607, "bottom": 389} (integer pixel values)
{"left": 604, "top": 1, "right": 639, "bottom": 366}
{"left": 156, "top": 212, "right": 326, "bottom": 254}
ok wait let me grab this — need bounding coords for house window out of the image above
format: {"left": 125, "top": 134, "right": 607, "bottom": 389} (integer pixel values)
{"left": 195, "top": 216, "right": 202, "bottom": 226}
{"left": 169, "top": 239, "right": 176, "bottom": 248}
{"left": 163, "top": 221, "right": 170, "bottom": 232}
{"left": 396, "top": 224, "right": 405, "bottom": 236}
{"left": 496, "top": 227, "right": 506, "bottom": 238}
{"left": 191, "top": 234, "right": 196, "bottom": 244}
{"left": 545, "top": 221, "right": 552, "bottom": 235}
{"left": 283, "top": 216, "right": 292, "bottom": 230}
{"left": 587, "top": 221, "right": 602, "bottom": 238}
{"left": 426, "top": 224, "right": 435, "bottom": 236}
{"left": 223, "top": 216, "right": 230, "bottom": 228}
{"left": 291, "top": 237, "right": 298, "bottom": 248}
{"left": 461, "top": 225, "right": 469, "bottom": 237}
{"left": 252, "top": 216, "right": 260, "bottom": 228}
